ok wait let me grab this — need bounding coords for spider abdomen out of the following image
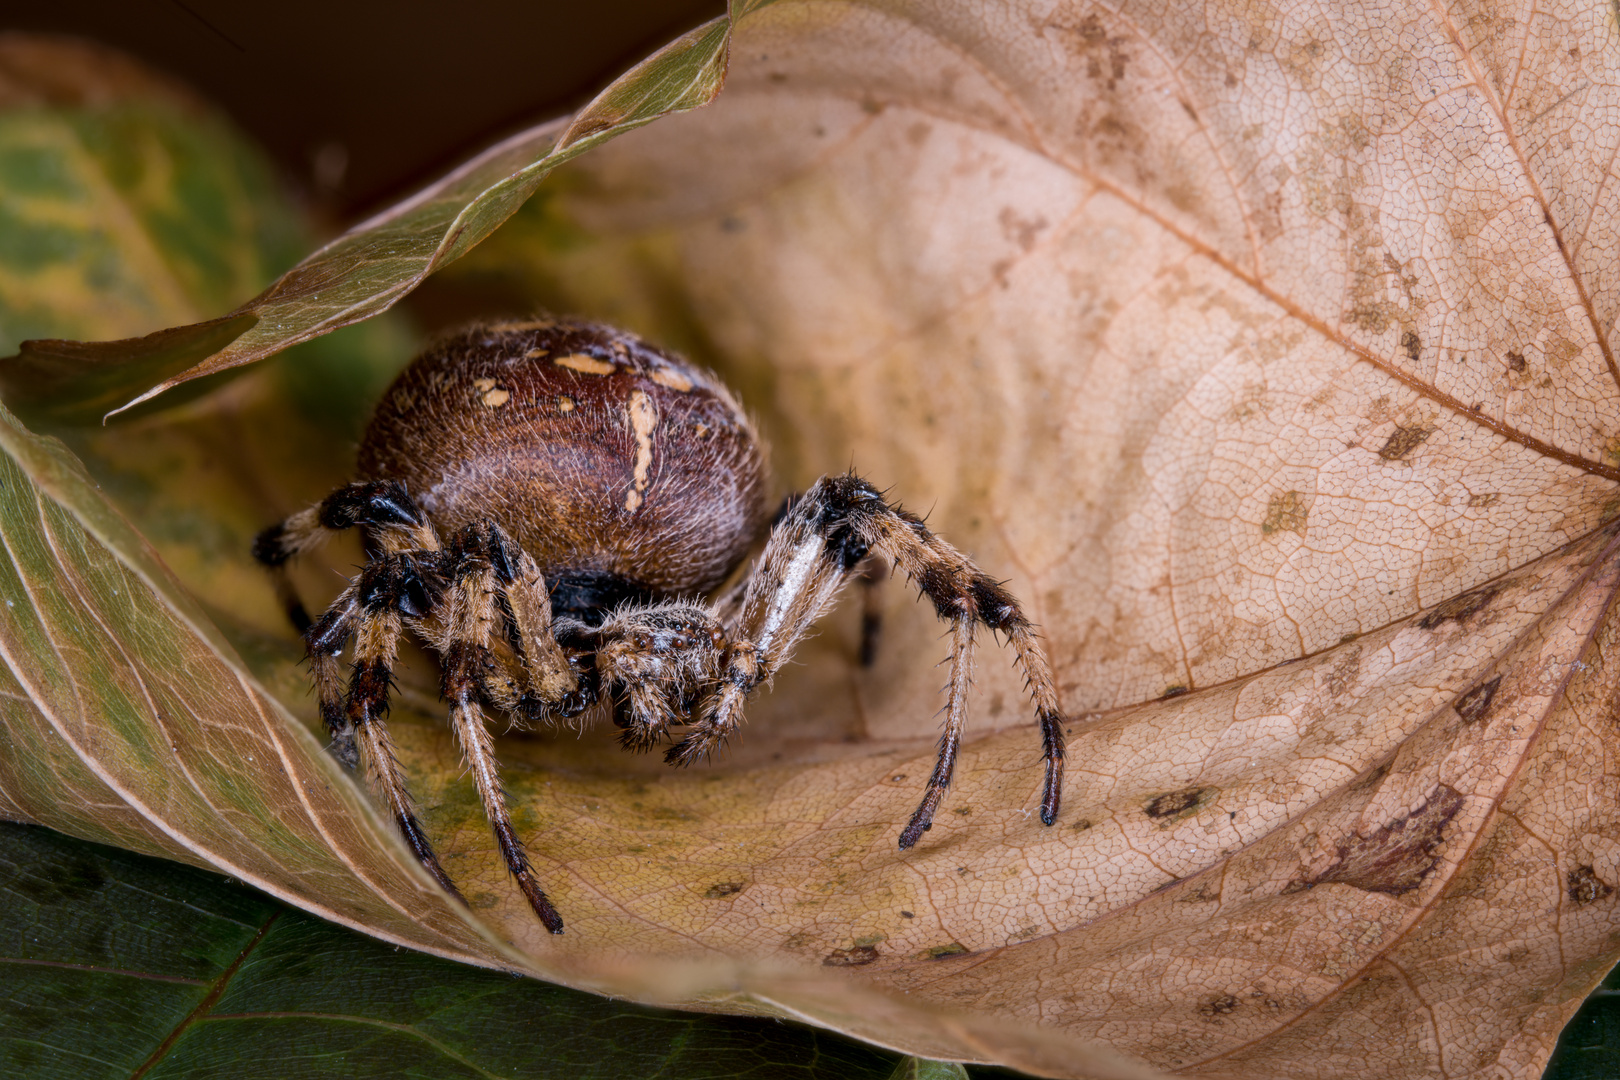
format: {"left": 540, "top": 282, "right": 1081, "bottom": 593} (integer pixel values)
{"left": 357, "top": 320, "right": 768, "bottom": 606}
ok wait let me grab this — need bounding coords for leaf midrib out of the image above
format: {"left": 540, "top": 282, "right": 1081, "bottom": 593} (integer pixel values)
{"left": 739, "top": 1, "right": 1620, "bottom": 485}
{"left": 127, "top": 910, "right": 278, "bottom": 1080}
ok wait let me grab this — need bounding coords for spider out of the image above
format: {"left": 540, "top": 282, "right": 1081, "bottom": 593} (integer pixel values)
{"left": 253, "top": 318, "right": 1066, "bottom": 934}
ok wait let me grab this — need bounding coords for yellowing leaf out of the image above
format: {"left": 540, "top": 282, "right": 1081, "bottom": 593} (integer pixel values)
{"left": 0, "top": 10, "right": 740, "bottom": 422}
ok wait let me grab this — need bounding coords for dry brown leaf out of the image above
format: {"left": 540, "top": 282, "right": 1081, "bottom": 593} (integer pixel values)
{"left": 425, "top": 0, "right": 1620, "bottom": 1072}
{"left": 10, "top": 2, "right": 1620, "bottom": 1078}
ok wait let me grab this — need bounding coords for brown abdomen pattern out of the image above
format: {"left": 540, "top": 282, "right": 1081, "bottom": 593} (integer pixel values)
{"left": 357, "top": 319, "right": 768, "bottom": 597}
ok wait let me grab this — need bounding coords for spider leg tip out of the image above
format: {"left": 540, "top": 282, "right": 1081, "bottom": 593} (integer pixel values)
{"left": 897, "top": 820, "right": 930, "bottom": 850}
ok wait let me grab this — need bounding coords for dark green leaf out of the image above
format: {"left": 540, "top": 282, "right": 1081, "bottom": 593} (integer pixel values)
{"left": 0, "top": 820, "right": 913, "bottom": 1080}
{"left": 1544, "top": 965, "right": 1620, "bottom": 1080}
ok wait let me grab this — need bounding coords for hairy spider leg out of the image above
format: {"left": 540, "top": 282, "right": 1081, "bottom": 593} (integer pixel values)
{"left": 664, "top": 474, "right": 1065, "bottom": 848}
{"left": 442, "top": 536, "right": 566, "bottom": 933}
{"left": 252, "top": 480, "right": 442, "bottom": 632}
{"left": 258, "top": 481, "right": 444, "bottom": 763}
{"left": 659, "top": 482, "right": 859, "bottom": 768}
{"left": 263, "top": 484, "right": 577, "bottom": 931}
{"left": 462, "top": 524, "right": 590, "bottom": 722}
{"left": 902, "top": 615, "right": 974, "bottom": 846}
{"left": 305, "top": 584, "right": 362, "bottom": 766}
{"left": 836, "top": 478, "right": 1065, "bottom": 845}
{"left": 753, "top": 493, "right": 889, "bottom": 670}
{"left": 322, "top": 553, "right": 466, "bottom": 904}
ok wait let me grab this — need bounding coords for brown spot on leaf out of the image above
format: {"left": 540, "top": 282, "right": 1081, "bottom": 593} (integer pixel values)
{"left": 1160, "top": 685, "right": 1190, "bottom": 699}
{"left": 1199, "top": 993, "right": 1240, "bottom": 1017}
{"left": 1311, "top": 785, "right": 1466, "bottom": 895}
{"left": 1506, "top": 350, "right": 1526, "bottom": 372}
{"left": 1568, "top": 865, "right": 1614, "bottom": 905}
{"left": 1145, "top": 786, "right": 1215, "bottom": 824}
{"left": 1417, "top": 587, "right": 1500, "bottom": 630}
{"left": 1453, "top": 676, "right": 1502, "bottom": 724}
{"left": 998, "top": 206, "right": 1049, "bottom": 251}
{"left": 1179, "top": 880, "right": 1223, "bottom": 903}
{"left": 568, "top": 114, "right": 619, "bottom": 140}
{"left": 1401, "top": 330, "right": 1422, "bottom": 361}
{"left": 1546, "top": 334, "right": 1581, "bottom": 367}
{"left": 1261, "top": 490, "right": 1309, "bottom": 537}
{"left": 923, "top": 942, "right": 969, "bottom": 960}
{"left": 704, "top": 881, "right": 746, "bottom": 899}
{"left": 823, "top": 945, "right": 879, "bottom": 966}
{"left": 1378, "top": 424, "right": 1434, "bottom": 461}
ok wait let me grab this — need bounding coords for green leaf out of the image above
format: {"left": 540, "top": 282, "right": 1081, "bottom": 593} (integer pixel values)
{"left": 0, "top": 820, "right": 911, "bottom": 1080}
{"left": 1544, "top": 964, "right": 1620, "bottom": 1080}
{"left": 889, "top": 1058, "right": 971, "bottom": 1080}
{"left": 0, "top": 11, "right": 742, "bottom": 421}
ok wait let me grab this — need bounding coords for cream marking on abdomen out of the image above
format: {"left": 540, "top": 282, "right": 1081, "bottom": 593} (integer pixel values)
{"left": 555, "top": 353, "right": 616, "bottom": 375}
{"left": 625, "top": 390, "right": 658, "bottom": 513}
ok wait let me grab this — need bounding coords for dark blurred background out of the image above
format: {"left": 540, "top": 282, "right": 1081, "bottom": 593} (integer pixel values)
{"left": 10, "top": 0, "right": 727, "bottom": 222}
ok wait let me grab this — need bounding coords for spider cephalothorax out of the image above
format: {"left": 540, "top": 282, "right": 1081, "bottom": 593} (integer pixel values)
{"left": 255, "top": 318, "right": 1066, "bottom": 933}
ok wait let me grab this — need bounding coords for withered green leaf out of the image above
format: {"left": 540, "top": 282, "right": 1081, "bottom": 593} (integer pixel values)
{"left": 0, "top": 6, "right": 747, "bottom": 422}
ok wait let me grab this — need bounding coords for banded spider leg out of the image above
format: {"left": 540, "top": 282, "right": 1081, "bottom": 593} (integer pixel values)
{"left": 662, "top": 473, "right": 1065, "bottom": 847}
{"left": 254, "top": 481, "right": 578, "bottom": 933}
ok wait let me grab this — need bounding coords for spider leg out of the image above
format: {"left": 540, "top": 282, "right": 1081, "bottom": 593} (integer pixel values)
{"left": 830, "top": 475, "right": 1065, "bottom": 844}
{"left": 443, "top": 532, "right": 565, "bottom": 934}
{"left": 341, "top": 553, "right": 465, "bottom": 904}
{"left": 619, "top": 681, "right": 683, "bottom": 752}
{"left": 303, "top": 583, "right": 360, "bottom": 766}
{"left": 898, "top": 615, "right": 973, "bottom": 848}
{"left": 253, "top": 480, "right": 441, "bottom": 633}
{"left": 667, "top": 474, "right": 1065, "bottom": 846}
{"left": 437, "top": 523, "right": 594, "bottom": 726}
{"left": 478, "top": 524, "right": 590, "bottom": 719}
{"left": 662, "top": 480, "right": 871, "bottom": 768}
